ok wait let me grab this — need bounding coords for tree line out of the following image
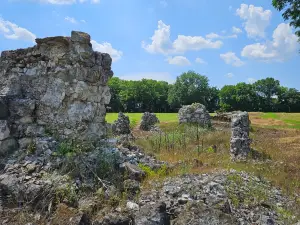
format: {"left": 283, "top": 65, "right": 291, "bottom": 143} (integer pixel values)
{"left": 108, "top": 71, "right": 300, "bottom": 113}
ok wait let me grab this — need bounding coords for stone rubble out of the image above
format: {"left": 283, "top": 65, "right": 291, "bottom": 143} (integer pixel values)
{"left": 178, "top": 103, "right": 211, "bottom": 127}
{"left": 230, "top": 111, "right": 251, "bottom": 161}
{"left": 139, "top": 112, "right": 160, "bottom": 131}
{"left": 135, "top": 170, "right": 297, "bottom": 225}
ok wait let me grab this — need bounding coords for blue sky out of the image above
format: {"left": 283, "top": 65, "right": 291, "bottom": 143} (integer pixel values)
{"left": 0, "top": 0, "right": 299, "bottom": 89}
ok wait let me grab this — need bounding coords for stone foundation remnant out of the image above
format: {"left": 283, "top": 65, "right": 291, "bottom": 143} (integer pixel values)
{"left": 139, "top": 112, "right": 160, "bottom": 131}
{"left": 178, "top": 103, "right": 211, "bottom": 127}
{"left": 0, "top": 31, "right": 113, "bottom": 155}
{"left": 230, "top": 111, "right": 251, "bottom": 160}
{"left": 112, "top": 112, "right": 131, "bottom": 135}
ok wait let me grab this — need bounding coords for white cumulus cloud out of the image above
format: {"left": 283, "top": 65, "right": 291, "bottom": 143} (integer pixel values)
{"left": 119, "top": 72, "right": 175, "bottom": 84}
{"left": 241, "top": 23, "right": 299, "bottom": 62}
{"left": 91, "top": 40, "right": 123, "bottom": 62}
{"left": 220, "top": 52, "right": 245, "bottom": 67}
{"left": 0, "top": 17, "right": 36, "bottom": 43}
{"left": 225, "top": 73, "right": 234, "bottom": 78}
{"left": 195, "top": 57, "right": 206, "bottom": 64}
{"left": 65, "top": 16, "right": 77, "bottom": 24}
{"left": 236, "top": 4, "right": 272, "bottom": 39}
{"left": 64, "top": 17, "right": 86, "bottom": 24}
{"left": 142, "top": 20, "right": 222, "bottom": 55}
{"left": 206, "top": 32, "right": 237, "bottom": 39}
{"left": 232, "top": 26, "right": 242, "bottom": 34}
{"left": 166, "top": 56, "right": 191, "bottom": 66}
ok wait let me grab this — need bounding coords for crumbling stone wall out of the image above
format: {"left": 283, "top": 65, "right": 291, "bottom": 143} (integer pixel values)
{"left": 0, "top": 31, "right": 113, "bottom": 155}
{"left": 230, "top": 111, "right": 251, "bottom": 161}
{"left": 112, "top": 112, "right": 131, "bottom": 135}
{"left": 139, "top": 112, "right": 160, "bottom": 131}
{"left": 178, "top": 103, "right": 211, "bottom": 127}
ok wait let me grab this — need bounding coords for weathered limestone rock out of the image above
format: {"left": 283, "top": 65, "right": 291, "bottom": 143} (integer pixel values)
{"left": 0, "top": 138, "right": 18, "bottom": 156}
{"left": 178, "top": 103, "right": 211, "bottom": 127}
{"left": 0, "top": 97, "right": 9, "bottom": 120}
{"left": 139, "top": 112, "right": 160, "bottom": 131}
{"left": 0, "top": 31, "right": 113, "bottom": 155}
{"left": 112, "top": 112, "right": 131, "bottom": 135}
{"left": 135, "top": 202, "right": 170, "bottom": 225}
{"left": 230, "top": 111, "right": 251, "bottom": 161}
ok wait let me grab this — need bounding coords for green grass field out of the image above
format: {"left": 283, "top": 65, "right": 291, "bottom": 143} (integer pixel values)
{"left": 106, "top": 112, "right": 300, "bottom": 129}
{"left": 106, "top": 113, "right": 179, "bottom": 127}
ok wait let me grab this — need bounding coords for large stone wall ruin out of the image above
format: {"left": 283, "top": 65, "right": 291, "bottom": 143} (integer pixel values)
{"left": 0, "top": 31, "right": 113, "bottom": 155}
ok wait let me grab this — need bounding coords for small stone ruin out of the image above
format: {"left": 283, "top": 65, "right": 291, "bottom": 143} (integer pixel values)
{"left": 178, "top": 103, "right": 211, "bottom": 127}
{"left": 0, "top": 31, "right": 113, "bottom": 156}
{"left": 139, "top": 112, "right": 160, "bottom": 131}
{"left": 230, "top": 111, "right": 251, "bottom": 161}
{"left": 112, "top": 112, "right": 131, "bottom": 135}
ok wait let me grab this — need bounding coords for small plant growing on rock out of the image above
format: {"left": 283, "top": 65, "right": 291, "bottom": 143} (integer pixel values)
{"left": 54, "top": 183, "right": 78, "bottom": 207}
{"left": 57, "top": 140, "right": 93, "bottom": 156}
{"left": 26, "top": 141, "right": 36, "bottom": 155}
{"left": 138, "top": 163, "right": 168, "bottom": 179}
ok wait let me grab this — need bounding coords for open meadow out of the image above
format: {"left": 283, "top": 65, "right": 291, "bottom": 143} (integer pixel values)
{"left": 107, "top": 112, "right": 300, "bottom": 220}
{"left": 107, "top": 112, "right": 300, "bottom": 130}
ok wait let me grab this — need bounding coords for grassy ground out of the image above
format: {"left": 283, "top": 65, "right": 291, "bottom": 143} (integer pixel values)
{"left": 250, "top": 112, "right": 300, "bottom": 130}
{"left": 111, "top": 112, "right": 300, "bottom": 218}
{"left": 106, "top": 112, "right": 300, "bottom": 130}
{"left": 106, "top": 113, "right": 179, "bottom": 127}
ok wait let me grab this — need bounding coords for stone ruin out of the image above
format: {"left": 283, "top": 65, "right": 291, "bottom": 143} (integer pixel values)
{"left": 112, "top": 112, "right": 131, "bottom": 135}
{"left": 139, "top": 112, "right": 160, "bottom": 131}
{"left": 0, "top": 31, "right": 113, "bottom": 156}
{"left": 230, "top": 111, "right": 251, "bottom": 161}
{"left": 211, "top": 112, "right": 233, "bottom": 122}
{"left": 178, "top": 103, "right": 211, "bottom": 127}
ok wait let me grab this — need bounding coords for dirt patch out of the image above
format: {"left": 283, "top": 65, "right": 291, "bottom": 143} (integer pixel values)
{"left": 250, "top": 117, "right": 286, "bottom": 126}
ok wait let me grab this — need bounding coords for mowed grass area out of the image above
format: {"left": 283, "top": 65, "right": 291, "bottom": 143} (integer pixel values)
{"left": 106, "top": 113, "right": 179, "bottom": 128}
{"left": 250, "top": 112, "right": 300, "bottom": 130}
{"left": 107, "top": 112, "right": 300, "bottom": 130}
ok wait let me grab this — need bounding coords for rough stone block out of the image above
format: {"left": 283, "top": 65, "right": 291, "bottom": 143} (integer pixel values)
{"left": 0, "top": 97, "right": 9, "bottom": 120}
{"left": 178, "top": 103, "right": 211, "bottom": 127}
{"left": 230, "top": 111, "right": 251, "bottom": 161}
{"left": 0, "top": 120, "right": 10, "bottom": 140}
{"left": 0, "top": 138, "right": 18, "bottom": 156}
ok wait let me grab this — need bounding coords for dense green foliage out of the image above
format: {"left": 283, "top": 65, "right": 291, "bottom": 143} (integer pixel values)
{"left": 108, "top": 71, "right": 300, "bottom": 113}
{"left": 272, "top": 0, "right": 300, "bottom": 39}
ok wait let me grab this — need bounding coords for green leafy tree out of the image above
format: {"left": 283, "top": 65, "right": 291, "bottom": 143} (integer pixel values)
{"left": 219, "top": 85, "right": 237, "bottom": 111}
{"left": 108, "top": 77, "right": 124, "bottom": 112}
{"left": 278, "top": 87, "right": 300, "bottom": 112}
{"left": 168, "top": 71, "right": 210, "bottom": 109}
{"left": 219, "top": 83, "right": 258, "bottom": 112}
{"left": 253, "top": 78, "right": 281, "bottom": 111}
{"left": 272, "top": 0, "right": 300, "bottom": 39}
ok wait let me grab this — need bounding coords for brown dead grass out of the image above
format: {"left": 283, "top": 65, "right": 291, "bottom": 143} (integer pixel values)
{"left": 250, "top": 112, "right": 286, "bottom": 126}
{"left": 136, "top": 121, "right": 300, "bottom": 210}
{"left": 250, "top": 117, "right": 286, "bottom": 126}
